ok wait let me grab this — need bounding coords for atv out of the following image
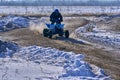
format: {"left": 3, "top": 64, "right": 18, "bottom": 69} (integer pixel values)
{"left": 43, "top": 23, "right": 69, "bottom": 39}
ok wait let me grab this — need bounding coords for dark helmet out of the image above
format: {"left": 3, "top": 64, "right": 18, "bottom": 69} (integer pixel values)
{"left": 54, "top": 9, "right": 59, "bottom": 13}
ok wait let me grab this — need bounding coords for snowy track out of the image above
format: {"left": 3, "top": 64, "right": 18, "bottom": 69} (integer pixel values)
{"left": 0, "top": 16, "right": 120, "bottom": 80}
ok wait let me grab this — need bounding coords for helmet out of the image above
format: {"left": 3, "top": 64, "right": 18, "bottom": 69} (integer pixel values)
{"left": 54, "top": 9, "right": 59, "bottom": 13}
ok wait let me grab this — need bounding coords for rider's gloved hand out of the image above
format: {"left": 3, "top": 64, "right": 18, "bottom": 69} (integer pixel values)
{"left": 55, "top": 20, "right": 61, "bottom": 24}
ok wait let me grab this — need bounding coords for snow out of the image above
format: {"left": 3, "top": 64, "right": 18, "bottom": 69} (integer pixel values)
{"left": 0, "top": 13, "right": 116, "bottom": 80}
{"left": 75, "top": 22, "right": 120, "bottom": 50}
{"left": 0, "top": 40, "right": 19, "bottom": 58}
{"left": 0, "top": 6, "right": 120, "bottom": 15}
{"left": 0, "top": 41, "right": 111, "bottom": 80}
{"left": 0, "top": 15, "right": 29, "bottom": 32}
{"left": 0, "top": 58, "right": 63, "bottom": 80}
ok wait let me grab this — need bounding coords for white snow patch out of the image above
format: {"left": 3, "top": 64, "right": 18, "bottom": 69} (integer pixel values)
{"left": 0, "top": 15, "right": 29, "bottom": 32}
{"left": 0, "top": 45, "right": 111, "bottom": 80}
{"left": 75, "top": 22, "right": 120, "bottom": 50}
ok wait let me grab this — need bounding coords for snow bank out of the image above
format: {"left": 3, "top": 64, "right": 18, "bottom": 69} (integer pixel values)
{"left": 0, "top": 15, "right": 29, "bottom": 32}
{"left": 8, "top": 46, "right": 110, "bottom": 80}
{"left": 76, "top": 22, "right": 96, "bottom": 33}
{"left": 75, "top": 22, "right": 120, "bottom": 49}
{"left": 0, "top": 40, "right": 19, "bottom": 58}
{"left": 0, "top": 39, "right": 111, "bottom": 79}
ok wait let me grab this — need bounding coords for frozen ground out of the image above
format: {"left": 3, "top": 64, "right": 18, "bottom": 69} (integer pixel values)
{"left": 0, "top": 40, "right": 111, "bottom": 80}
{"left": 70, "top": 15, "right": 120, "bottom": 51}
{"left": 75, "top": 23, "right": 120, "bottom": 50}
{"left": 0, "top": 15, "right": 29, "bottom": 32}
{"left": 0, "top": 15, "right": 120, "bottom": 79}
{"left": 0, "top": 6, "right": 120, "bottom": 15}
{"left": 0, "top": 40, "right": 18, "bottom": 57}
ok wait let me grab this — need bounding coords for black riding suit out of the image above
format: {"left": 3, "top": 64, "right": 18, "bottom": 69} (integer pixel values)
{"left": 50, "top": 11, "right": 63, "bottom": 24}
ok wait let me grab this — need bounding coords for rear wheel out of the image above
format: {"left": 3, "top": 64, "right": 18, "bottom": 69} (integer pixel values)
{"left": 58, "top": 29, "right": 64, "bottom": 37}
{"left": 64, "top": 30, "right": 69, "bottom": 38}
{"left": 43, "top": 29, "right": 49, "bottom": 37}
{"left": 48, "top": 30, "right": 52, "bottom": 39}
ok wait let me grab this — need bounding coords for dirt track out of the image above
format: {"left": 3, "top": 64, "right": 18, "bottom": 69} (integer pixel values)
{"left": 0, "top": 17, "right": 120, "bottom": 80}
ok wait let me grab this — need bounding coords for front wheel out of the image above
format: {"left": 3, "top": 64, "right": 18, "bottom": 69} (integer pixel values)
{"left": 64, "top": 30, "right": 69, "bottom": 38}
{"left": 43, "top": 29, "right": 49, "bottom": 37}
{"left": 48, "top": 30, "right": 52, "bottom": 39}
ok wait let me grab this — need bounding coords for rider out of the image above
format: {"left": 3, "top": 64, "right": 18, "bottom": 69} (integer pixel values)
{"left": 50, "top": 9, "right": 63, "bottom": 24}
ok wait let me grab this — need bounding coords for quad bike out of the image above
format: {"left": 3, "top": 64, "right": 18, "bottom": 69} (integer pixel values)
{"left": 43, "top": 23, "right": 69, "bottom": 38}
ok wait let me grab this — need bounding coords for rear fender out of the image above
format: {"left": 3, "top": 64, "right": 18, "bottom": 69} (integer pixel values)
{"left": 45, "top": 24, "right": 64, "bottom": 33}
{"left": 56, "top": 24, "right": 64, "bottom": 29}
{"left": 46, "top": 24, "right": 64, "bottom": 29}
